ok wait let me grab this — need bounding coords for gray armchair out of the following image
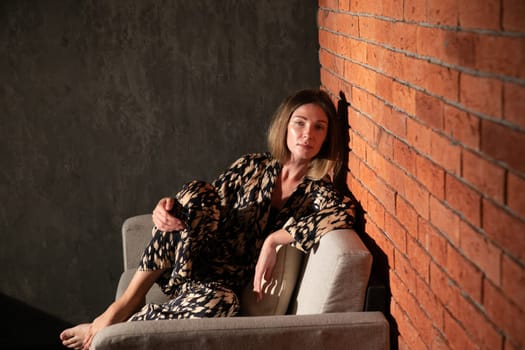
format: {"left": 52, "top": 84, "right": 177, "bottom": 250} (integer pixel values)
{"left": 91, "top": 214, "right": 389, "bottom": 350}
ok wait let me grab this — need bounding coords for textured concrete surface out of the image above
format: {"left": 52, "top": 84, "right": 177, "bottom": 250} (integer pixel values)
{"left": 0, "top": 0, "right": 319, "bottom": 346}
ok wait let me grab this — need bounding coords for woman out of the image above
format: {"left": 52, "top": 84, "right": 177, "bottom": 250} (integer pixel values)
{"left": 60, "top": 89, "right": 356, "bottom": 350}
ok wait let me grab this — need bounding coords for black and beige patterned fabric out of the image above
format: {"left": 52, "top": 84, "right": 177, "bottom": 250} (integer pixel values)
{"left": 130, "top": 153, "right": 355, "bottom": 320}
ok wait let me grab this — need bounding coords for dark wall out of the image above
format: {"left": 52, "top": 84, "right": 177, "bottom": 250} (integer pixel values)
{"left": 0, "top": 1, "right": 319, "bottom": 347}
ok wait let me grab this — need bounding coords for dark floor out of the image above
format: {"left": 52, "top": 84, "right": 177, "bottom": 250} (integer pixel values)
{"left": 1, "top": 293, "right": 72, "bottom": 349}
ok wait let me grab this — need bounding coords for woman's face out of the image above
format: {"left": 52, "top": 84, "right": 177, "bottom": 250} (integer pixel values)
{"left": 286, "top": 103, "right": 329, "bottom": 163}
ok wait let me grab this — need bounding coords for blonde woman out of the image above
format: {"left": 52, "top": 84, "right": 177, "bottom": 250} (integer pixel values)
{"left": 61, "top": 89, "right": 356, "bottom": 350}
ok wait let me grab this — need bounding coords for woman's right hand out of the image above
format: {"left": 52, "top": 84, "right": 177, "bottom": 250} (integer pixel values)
{"left": 152, "top": 197, "right": 186, "bottom": 232}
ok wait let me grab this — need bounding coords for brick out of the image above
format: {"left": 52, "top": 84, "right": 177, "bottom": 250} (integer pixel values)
{"left": 337, "top": 12, "right": 360, "bottom": 37}
{"left": 443, "top": 104, "right": 480, "bottom": 150}
{"left": 444, "top": 312, "right": 478, "bottom": 350}
{"left": 430, "top": 196, "right": 460, "bottom": 246}
{"left": 390, "top": 297, "right": 429, "bottom": 350}
{"left": 319, "top": 49, "right": 340, "bottom": 75}
{"left": 460, "top": 73, "right": 503, "bottom": 120}
{"left": 445, "top": 174, "right": 481, "bottom": 227}
{"left": 476, "top": 35, "right": 525, "bottom": 81}
{"left": 375, "top": 177, "right": 397, "bottom": 214}
{"left": 415, "top": 276, "right": 445, "bottom": 328}
{"left": 507, "top": 172, "right": 525, "bottom": 218}
{"left": 349, "top": 38, "right": 367, "bottom": 63}
{"left": 346, "top": 61, "right": 376, "bottom": 94}
{"left": 420, "top": 217, "right": 447, "bottom": 264}
{"left": 317, "top": 8, "right": 332, "bottom": 30}
{"left": 458, "top": 0, "right": 501, "bottom": 30}
{"left": 373, "top": 19, "right": 393, "bottom": 47}
{"left": 415, "top": 61, "right": 459, "bottom": 101}
{"left": 415, "top": 154, "right": 445, "bottom": 200}
{"left": 427, "top": 0, "right": 458, "bottom": 26}
{"left": 434, "top": 271, "right": 498, "bottom": 350}
{"left": 393, "top": 138, "right": 416, "bottom": 174}
{"left": 503, "top": 82, "right": 525, "bottom": 129}
{"left": 430, "top": 132, "right": 461, "bottom": 175}
{"left": 481, "top": 119, "right": 525, "bottom": 174}
{"left": 417, "top": 25, "right": 445, "bottom": 60}
{"left": 442, "top": 31, "right": 478, "bottom": 69}
{"left": 482, "top": 198, "right": 525, "bottom": 261}
{"left": 321, "top": 68, "right": 344, "bottom": 96}
{"left": 365, "top": 42, "right": 384, "bottom": 72}
{"left": 381, "top": 0, "right": 404, "bottom": 19}
{"left": 459, "top": 220, "right": 501, "bottom": 285}
{"left": 445, "top": 245, "right": 483, "bottom": 302}
{"left": 501, "top": 254, "right": 525, "bottom": 311}
{"left": 404, "top": 175, "right": 430, "bottom": 219}
{"left": 394, "top": 277, "right": 435, "bottom": 349}
{"left": 319, "top": 29, "right": 338, "bottom": 53}
{"left": 384, "top": 108, "right": 407, "bottom": 138}
{"left": 404, "top": 0, "right": 427, "bottom": 22}
{"left": 415, "top": 90, "right": 443, "bottom": 129}
{"left": 407, "top": 118, "right": 431, "bottom": 155}
{"left": 386, "top": 212, "right": 408, "bottom": 253}
{"left": 505, "top": 339, "right": 522, "bottom": 350}
{"left": 407, "top": 236, "right": 431, "bottom": 281}
{"left": 395, "top": 249, "right": 418, "bottom": 294}
{"left": 430, "top": 262, "right": 454, "bottom": 309}
{"left": 349, "top": 128, "right": 366, "bottom": 160}
{"left": 452, "top": 290, "right": 503, "bottom": 350}
{"left": 366, "top": 192, "right": 386, "bottom": 230}
{"left": 391, "top": 21, "right": 417, "bottom": 52}
{"left": 385, "top": 50, "right": 408, "bottom": 83}
{"left": 397, "top": 196, "right": 419, "bottom": 238}
{"left": 484, "top": 279, "right": 525, "bottom": 348}
{"left": 351, "top": 0, "right": 379, "bottom": 15}
{"left": 375, "top": 74, "right": 393, "bottom": 103}
{"left": 503, "top": 0, "right": 525, "bottom": 32}
{"left": 381, "top": 156, "right": 407, "bottom": 197}
{"left": 393, "top": 81, "right": 416, "bottom": 116}
{"left": 358, "top": 16, "right": 378, "bottom": 42}
{"left": 376, "top": 128, "right": 393, "bottom": 159}
{"left": 367, "top": 220, "right": 395, "bottom": 265}
{"left": 462, "top": 149, "right": 505, "bottom": 203}
{"left": 319, "top": 0, "right": 338, "bottom": 9}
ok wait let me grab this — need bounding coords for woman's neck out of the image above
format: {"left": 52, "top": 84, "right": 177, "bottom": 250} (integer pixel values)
{"left": 281, "top": 159, "right": 309, "bottom": 181}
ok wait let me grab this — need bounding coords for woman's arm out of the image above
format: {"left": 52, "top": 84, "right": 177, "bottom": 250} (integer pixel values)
{"left": 253, "top": 229, "right": 294, "bottom": 301}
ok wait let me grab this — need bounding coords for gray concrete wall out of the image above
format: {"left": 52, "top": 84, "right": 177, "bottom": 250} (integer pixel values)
{"left": 0, "top": 1, "right": 319, "bottom": 347}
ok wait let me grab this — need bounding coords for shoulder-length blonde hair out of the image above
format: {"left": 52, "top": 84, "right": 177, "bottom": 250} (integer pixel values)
{"left": 267, "top": 89, "right": 342, "bottom": 180}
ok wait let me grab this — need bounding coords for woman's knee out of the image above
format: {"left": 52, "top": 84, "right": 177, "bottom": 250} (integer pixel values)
{"left": 175, "top": 180, "right": 220, "bottom": 232}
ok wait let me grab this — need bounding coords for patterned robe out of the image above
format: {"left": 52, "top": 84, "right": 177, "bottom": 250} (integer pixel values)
{"left": 130, "top": 153, "right": 355, "bottom": 320}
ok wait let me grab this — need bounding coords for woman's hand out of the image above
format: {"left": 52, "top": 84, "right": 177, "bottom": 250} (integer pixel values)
{"left": 253, "top": 229, "right": 294, "bottom": 302}
{"left": 152, "top": 197, "right": 185, "bottom": 232}
{"left": 253, "top": 239, "right": 278, "bottom": 302}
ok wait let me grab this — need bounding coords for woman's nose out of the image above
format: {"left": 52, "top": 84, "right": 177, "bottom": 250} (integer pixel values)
{"left": 303, "top": 129, "right": 312, "bottom": 140}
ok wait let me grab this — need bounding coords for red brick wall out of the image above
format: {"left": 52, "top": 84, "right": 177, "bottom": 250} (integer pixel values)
{"left": 318, "top": 1, "right": 525, "bottom": 349}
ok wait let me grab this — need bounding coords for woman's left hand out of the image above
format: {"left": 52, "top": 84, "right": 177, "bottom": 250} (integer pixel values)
{"left": 253, "top": 238, "right": 278, "bottom": 302}
{"left": 253, "top": 229, "right": 294, "bottom": 302}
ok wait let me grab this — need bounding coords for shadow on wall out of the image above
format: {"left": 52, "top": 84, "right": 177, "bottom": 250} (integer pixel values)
{"left": 0, "top": 293, "right": 72, "bottom": 349}
{"left": 333, "top": 92, "right": 399, "bottom": 350}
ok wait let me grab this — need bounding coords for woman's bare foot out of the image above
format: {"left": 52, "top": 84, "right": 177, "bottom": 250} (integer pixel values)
{"left": 60, "top": 323, "right": 91, "bottom": 349}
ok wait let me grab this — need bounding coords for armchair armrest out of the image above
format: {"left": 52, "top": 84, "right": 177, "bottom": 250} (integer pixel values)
{"left": 92, "top": 312, "right": 389, "bottom": 350}
{"left": 121, "top": 214, "right": 154, "bottom": 271}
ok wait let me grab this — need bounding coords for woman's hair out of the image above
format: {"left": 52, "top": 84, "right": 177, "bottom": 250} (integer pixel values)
{"left": 267, "top": 89, "right": 342, "bottom": 180}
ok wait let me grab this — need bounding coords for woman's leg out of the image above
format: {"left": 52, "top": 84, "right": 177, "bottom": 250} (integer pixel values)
{"left": 61, "top": 181, "right": 221, "bottom": 348}
{"left": 129, "top": 281, "right": 239, "bottom": 321}
{"left": 60, "top": 268, "right": 166, "bottom": 349}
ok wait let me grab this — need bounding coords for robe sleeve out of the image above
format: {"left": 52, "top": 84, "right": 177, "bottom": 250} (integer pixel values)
{"left": 283, "top": 181, "right": 356, "bottom": 252}
{"left": 211, "top": 153, "right": 258, "bottom": 208}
